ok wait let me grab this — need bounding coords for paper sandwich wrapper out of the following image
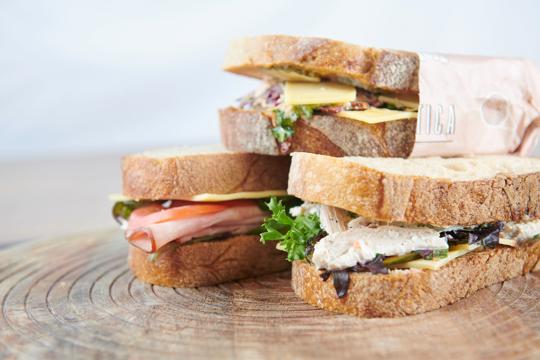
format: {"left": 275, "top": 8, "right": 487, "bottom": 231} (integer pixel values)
{"left": 411, "top": 53, "right": 540, "bottom": 157}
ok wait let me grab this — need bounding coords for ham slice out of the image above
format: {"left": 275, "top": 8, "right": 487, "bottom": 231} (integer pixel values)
{"left": 126, "top": 204, "right": 266, "bottom": 252}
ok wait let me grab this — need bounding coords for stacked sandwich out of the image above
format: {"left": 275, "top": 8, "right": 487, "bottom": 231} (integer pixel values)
{"left": 112, "top": 146, "right": 293, "bottom": 287}
{"left": 221, "top": 35, "right": 540, "bottom": 316}
{"left": 114, "top": 35, "right": 540, "bottom": 317}
{"left": 220, "top": 35, "right": 419, "bottom": 157}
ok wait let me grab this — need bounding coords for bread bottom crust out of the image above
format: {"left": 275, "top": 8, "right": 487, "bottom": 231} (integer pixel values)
{"left": 292, "top": 242, "right": 540, "bottom": 317}
{"left": 129, "top": 235, "right": 289, "bottom": 287}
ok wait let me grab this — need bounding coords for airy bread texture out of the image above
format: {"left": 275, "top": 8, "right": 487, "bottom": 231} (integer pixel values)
{"left": 292, "top": 241, "right": 540, "bottom": 317}
{"left": 123, "top": 145, "right": 290, "bottom": 200}
{"left": 129, "top": 235, "right": 289, "bottom": 287}
{"left": 219, "top": 107, "right": 416, "bottom": 157}
{"left": 344, "top": 155, "right": 540, "bottom": 180}
{"left": 288, "top": 153, "right": 540, "bottom": 226}
{"left": 223, "top": 35, "right": 419, "bottom": 94}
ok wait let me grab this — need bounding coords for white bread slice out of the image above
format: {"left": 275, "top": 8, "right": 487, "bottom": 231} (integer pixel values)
{"left": 288, "top": 153, "right": 540, "bottom": 226}
{"left": 129, "top": 235, "right": 289, "bottom": 287}
{"left": 292, "top": 241, "right": 540, "bottom": 317}
{"left": 223, "top": 35, "right": 419, "bottom": 94}
{"left": 219, "top": 107, "right": 416, "bottom": 157}
{"left": 122, "top": 145, "right": 290, "bottom": 200}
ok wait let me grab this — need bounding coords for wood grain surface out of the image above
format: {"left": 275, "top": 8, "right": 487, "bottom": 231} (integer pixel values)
{"left": 0, "top": 229, "right": 539, "bottom": 359}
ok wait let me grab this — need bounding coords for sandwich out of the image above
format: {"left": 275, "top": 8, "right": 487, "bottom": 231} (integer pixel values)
{"left": 260, "top": 152, "right": 540, "bottom": 317}
{"left": 220, "top": 35, "right": 419, "bottom": 157}
{"left": 221, "top": 35, "right": 540, "bottom": 158}
{"left": 112, "top": 146, "right": 294, "bottom": 287}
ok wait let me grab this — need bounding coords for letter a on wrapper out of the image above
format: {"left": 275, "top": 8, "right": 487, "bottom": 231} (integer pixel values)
{"left": 411, "top": 53, "right": 540, "bottom": 157}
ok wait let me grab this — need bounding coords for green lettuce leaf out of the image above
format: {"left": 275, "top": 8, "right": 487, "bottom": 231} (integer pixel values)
{"left": 112, "top": 200, "right": 148, "bottom": 224}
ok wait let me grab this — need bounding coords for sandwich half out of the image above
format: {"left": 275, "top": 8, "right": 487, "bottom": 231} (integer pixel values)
{"left": 220, "top": 35, "right": 418, "bottom": 157}
{"left": 260, "top": 153, "right": 540, "bottom": 317}
{"left": 112, "top": 146, "right": 292, "bottom": 287}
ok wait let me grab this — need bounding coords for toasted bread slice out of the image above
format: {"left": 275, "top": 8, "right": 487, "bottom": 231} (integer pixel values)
{"left": 288, "top": 153, "right": 540, "bottom": 226}
{"left": 219, "top": 107, "right": 416, "bottom": 157}
{"left": 122, "top": 145, "right": 290, "bottom": 200}
{"left": 223, "top": 35, "right": 419, "bottom": 94}
{"left": 129, "top": 235, "right": 289, "bottom": 287}
{"left": 292, "top": 241, "right": 540, "bottom": 317}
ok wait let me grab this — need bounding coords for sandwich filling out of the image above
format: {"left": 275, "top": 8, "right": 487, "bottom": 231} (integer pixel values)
{"left": 237, "top": 81, "right": 418, "bottom": 153}
{"left": 312, "top": 226, "right": 447, "bottom": 271}
{"left": 113, "top": 196, "right": 298, "bottom": 259}
{"left": 260, "top": 198, "right": 540, "bottom": 298}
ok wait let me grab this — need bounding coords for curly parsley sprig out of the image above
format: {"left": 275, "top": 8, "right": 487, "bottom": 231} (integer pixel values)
{"left": 271, "top": 105, "right": 316, "bottom": 142}
{"left": 260, "top": 197, "right": 322, "bottom": 261}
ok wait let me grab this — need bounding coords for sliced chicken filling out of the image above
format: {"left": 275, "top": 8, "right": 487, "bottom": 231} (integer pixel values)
{"left": 294, "top": 203, "right": 540, "bottom": 271}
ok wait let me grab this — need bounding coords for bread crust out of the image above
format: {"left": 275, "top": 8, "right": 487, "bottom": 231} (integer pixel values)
{"left": 219, "top": 107, "right": 416, "bottom": 158}
{"left": 123, "top": 150, "right": 290, "bottom": 200}
{"left": 129, "top": 235, "right": 289, "bottom": 287}
{"left": 292, "top": 242, "right": 540, "bottom": 317}
{"left": 288, "top": 152, "right": 540, "bottom": 226}
{"left": 223, "top": 35, "right": 419, "bottom": 94}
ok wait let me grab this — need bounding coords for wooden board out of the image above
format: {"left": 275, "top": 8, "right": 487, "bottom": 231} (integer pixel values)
{"left": 0, "top": 229, "right": 539, "bottom": 359}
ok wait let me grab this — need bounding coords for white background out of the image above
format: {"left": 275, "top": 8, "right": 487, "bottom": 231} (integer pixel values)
{"left": 1, "top": 0, "right": 540, "bottom": 160}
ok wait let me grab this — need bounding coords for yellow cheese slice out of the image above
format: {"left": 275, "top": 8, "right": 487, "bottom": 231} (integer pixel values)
{"left": 109, "top": 193, "right": 134, "bottom": 202}
{"left": 109, "top": 190, "right": 287, "bottom": 203}
{"left": 390, "top": 244, "right": 480, "bottom": 271}
{"left": 378, "top": 95, "right": 419, "bottom": 111}
{"left": 337, "top": 108, "right": 418, "bottom": 124}
{"left": 187, "top": 190, "right": 288, "bottom": 202}
{"left": 284, "top": 81, "right": 356, "bottom": 105}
